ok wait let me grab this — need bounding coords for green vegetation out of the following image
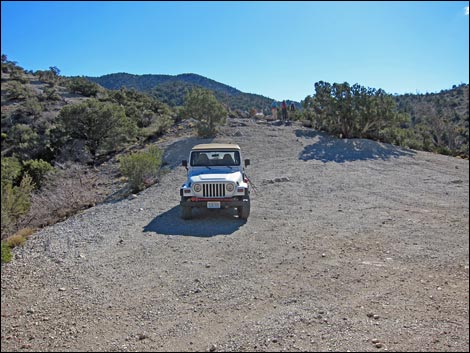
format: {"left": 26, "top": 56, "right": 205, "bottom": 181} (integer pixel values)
{"left": 67, "top": 77, "right": 103, "bottom": 97}
{"left": 119, "top": 145, "right": 163, "bottom": 192}
{"left": 1, "top": 228, "right": 34, "bottom": 263}
{"left": 181, "top": 88, "right": 228, "bottom": 137}
{"left": 1, "top": 241, "right": 12, "bottom": 263}
{"left": 1, "top": 171, "right": 35, "bottom": 236}
{"left": 301, "top": 81, "right": 469, "bottom": 157}
{"left": 21, "top": 159, "right": 54, "bottom": 189}
{"left": 89, "top": 72, "right": 274, "bottom": 112}
{"left": 303, "top": 81, "right": 409, "bottom": 140}
{"left": 394, "top": 84, "right": 469, "bottom": 157}
{"left": 105, "top": 87, "right": 175, "bottom": 139}
{"left": 56, "top": 99, "right": 137, "bottom": 163}
{"left": 1, "top": 55, "right": 177, "bottom": 241}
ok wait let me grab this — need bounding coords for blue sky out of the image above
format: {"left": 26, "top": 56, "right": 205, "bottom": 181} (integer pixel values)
{"left": 1, "top": 1, "right": 469, "bottom": 102}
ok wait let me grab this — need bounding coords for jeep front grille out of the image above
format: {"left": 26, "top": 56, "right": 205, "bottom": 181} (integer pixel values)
{"left": 203, "top": 183, "right": 226, "bottom": 197}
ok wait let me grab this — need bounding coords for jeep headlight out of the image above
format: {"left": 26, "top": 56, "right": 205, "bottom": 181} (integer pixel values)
{"left": 193, "top": 183, "right": 202, "bottom": 193}
{"left": 226, "top": 183, "right": 235, "bottom": 192}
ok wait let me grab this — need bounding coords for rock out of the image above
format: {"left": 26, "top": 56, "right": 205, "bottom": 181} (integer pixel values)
{"left": 137, "top": 333, "right": 148, "bottom": 340}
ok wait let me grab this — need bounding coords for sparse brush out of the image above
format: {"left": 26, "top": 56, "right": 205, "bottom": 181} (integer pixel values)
{"left": 119, "top": 146, "right": 163, "bottom": 193}
{"left": 1, "top": 241, "right": 12, "bottom": 263}
{"left": 5, "top": 233, "right": 26, "bottom": 248}
{"left": 13, "top": 227, "right": 34, "bottom": 239}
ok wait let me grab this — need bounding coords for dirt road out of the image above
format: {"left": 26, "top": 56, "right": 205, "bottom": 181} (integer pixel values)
{"left": 1, "top": 118, "right": 469, "bottom": 352}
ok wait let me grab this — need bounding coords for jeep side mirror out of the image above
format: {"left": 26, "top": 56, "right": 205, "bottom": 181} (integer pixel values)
{"left": 244, "top": 159, "right": 250, "bottom": 167}
{"left": 182, "top": 160, "right": 188, "bottom": 168}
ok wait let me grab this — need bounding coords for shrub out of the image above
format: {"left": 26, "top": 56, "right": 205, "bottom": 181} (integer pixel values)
{"left": 119, "top": 145, "right": 163, "bottom": 192}
{"left": 3, "top": 227, "right": 34, "bottom": 251}
{"left": 57, "top": 99, "right": 137, "bottom": 163}
{"left": 8, "top": 124, "right": 40, "bottom": 160}
{"left": 5, "top": 233, "right": 26, "bottom": 247}
{"left": 1, "top": 157, "right": 22, "bottom": 187}
{"left": 139, "top": 114, "right": 174, "bottom": 139}
{"left": 1, "top": 241, "right": 12, "bottom": 263}
{"left": 67, "top": 77, "right": 102, "bottom": 97}
{"left": 181, "top": 88, "right": 227, "bottom": 137}
{"left": 1, "top": 173, "right": 35, "bottom": 237}
{"left": 20, "top": 163, "right": 103, "bottom": 231}
{"left": 21, "top": 159, "right": 54, "bottom": 189}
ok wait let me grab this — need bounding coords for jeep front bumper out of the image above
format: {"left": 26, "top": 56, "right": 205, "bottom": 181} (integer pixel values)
{"left": 180, "top": 197, "right": 248, "bottom": 209}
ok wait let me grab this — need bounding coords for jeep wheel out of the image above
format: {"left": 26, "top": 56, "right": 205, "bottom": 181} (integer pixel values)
{"left": 237, "top": 200, "right": 250, "bottom": 220}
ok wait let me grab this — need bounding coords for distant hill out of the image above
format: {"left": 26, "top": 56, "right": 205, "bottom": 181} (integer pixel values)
{"left": 85, "top": 72, "right": 296, "bottom": 112}
{"left": 85, "top": 73, "right": 240, "bottom": 95}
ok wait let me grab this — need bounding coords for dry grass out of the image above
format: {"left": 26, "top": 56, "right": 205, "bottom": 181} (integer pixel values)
{"left": 19, "top": 163, "right": 120, "bottom": 231}
{"left": 5, "top": 228, "right": 34, "bottom": 248}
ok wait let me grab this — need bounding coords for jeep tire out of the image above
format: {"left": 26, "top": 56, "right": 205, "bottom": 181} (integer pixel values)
{"left": 180, "top": 197, "right": 192, "bottom": 220}
{"left": 237, "top": 198, "right": 250, "bottom": 220}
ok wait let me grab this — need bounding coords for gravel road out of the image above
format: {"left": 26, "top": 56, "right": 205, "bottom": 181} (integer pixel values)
{"left": 1, "top": 118, "right": 469, "bottom": 352}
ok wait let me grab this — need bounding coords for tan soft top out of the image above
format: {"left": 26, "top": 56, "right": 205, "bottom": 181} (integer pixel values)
{"left": 192, "top": 143, "right": 240, "bottom": 151}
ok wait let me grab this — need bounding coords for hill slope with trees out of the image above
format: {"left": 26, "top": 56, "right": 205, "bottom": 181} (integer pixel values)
{"left": 85, "top": 72, "right": 276, "bottom": 113}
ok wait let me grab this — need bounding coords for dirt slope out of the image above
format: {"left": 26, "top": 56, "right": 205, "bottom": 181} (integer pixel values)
{"left": 1, "top": 118, "right": 469, "bottom": 352}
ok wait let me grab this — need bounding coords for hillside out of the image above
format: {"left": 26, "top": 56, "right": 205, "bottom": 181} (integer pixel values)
{"left": 85, "top": 72, "right": 282, "bottom": 112}
{"left": 394, "top": 84, "right": 469, "bottom": 155}
{"left": 1, "top": 58, "right": 178, "bottom": 240}
{"left": 2, "top": 117, "right": 468, "bottom": 352}
{"left": 85, "top": 72, "right": 240, "bottom": 95}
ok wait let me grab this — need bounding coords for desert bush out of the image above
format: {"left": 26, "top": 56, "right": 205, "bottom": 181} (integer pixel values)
{"left": 20, "top": 97, "right": 43, "bottom": 116}
{"left": 181, "top": 88, "right": 227, "bottom": 137}
{"left": 21, "top": 159, "right": 54, "bottom": 189}
{"left": 6, "top": 81, "right": 29, "bottom": 100}
{"left": 19, "top": 163, "right": 103, "bottom": 231}
{"left": 5, "top": 233, "right": 26, "bottom": 247}
{"left": 1, "top": 173, "right": 35, "bottom": 237}
{"left": 57, "top": 99, "right": 137, "bottom": 163}
{"left": 10, "top": 70, "right": 29, "bottom": 84}
{"left": 1, "top": 157, "right": 22, "bottom": 187}
{"left": 119, "top": 145, "right": 163, "bottom": 192}
{"left": 139, "top": 114, "right": 174, "bottom": 140}
{"left": 8, "top": 124, "right": 41, "bottom": 160}
{"left": 41, "top": 87, "right": 62, "bottom": 101}
{"left": 67, "top": 77, "right": 102, "bottom": 97}
{"left": 2, "top": 228, "right": 34, "bottom": 249}
{"left": 1, "top": 241, "right": 12, "bottom": 263}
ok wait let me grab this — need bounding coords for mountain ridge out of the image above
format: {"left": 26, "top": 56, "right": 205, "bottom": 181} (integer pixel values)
{"left": 84, "top": 72, "right": 297, "bottom": 112}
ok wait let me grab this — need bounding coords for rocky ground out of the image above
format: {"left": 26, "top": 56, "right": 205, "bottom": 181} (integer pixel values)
{"left": 1, "top": 118, "right": 469, "bottom": 352}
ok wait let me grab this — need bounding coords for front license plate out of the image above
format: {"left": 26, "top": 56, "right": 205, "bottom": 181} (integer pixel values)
{"left": 207, "top": 201, "right": 221, "bottom": 209}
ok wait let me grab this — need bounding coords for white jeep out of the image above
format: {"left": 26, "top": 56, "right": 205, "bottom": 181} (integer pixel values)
{"left": 180, "top": 143, "right": 251, "bottom": 220}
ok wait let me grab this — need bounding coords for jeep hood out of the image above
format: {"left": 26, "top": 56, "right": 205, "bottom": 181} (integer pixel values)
{"left": 189, "top": 170, "right": 242, "bottom": 184}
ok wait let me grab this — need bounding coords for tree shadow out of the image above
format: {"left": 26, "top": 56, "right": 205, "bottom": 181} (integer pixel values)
{"left": 162, "top": 136, "right": 214, "bottom": 170}
{"left": 143, "top": 205, "right": 246, "bottom": 237}
{"left": 295, "top": 129, "right": 416, "bottom": 163}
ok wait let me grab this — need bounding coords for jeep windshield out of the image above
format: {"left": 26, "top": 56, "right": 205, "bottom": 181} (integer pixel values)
{"left": 190, "top": 151, "right": 241, "bottom": 167}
